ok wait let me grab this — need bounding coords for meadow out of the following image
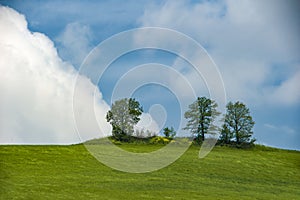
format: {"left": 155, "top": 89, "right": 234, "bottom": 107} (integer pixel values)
{"left": 1, "top": 144, "right": 299, "bottom": 199}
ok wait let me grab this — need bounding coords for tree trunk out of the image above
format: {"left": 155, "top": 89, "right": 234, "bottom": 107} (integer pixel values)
{"left": 201, "top": 122, "right": 205, "bottom": 141}
{"left": 236, "top": 131, "right": 239, "bottom": 144}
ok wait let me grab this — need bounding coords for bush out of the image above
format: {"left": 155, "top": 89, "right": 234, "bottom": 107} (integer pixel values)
{"left": 217, "top": 140, "right": 256, "bottom": 149}
{"left": 149, "top": 136, "right": 170, "bottom": 144}
{"left": 113, "top": 140, "right": 122, "bottom": 145}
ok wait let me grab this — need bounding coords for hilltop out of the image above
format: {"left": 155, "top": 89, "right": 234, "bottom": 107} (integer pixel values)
{"left": 1, "top": 144, "right": 299, "bottom": 199}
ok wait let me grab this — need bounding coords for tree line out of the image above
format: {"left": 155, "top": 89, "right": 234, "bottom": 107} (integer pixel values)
{"left": 184, "top": 97, "right": 255, "bottom": 147}
{"left": 106, "top": 97, "right": 255, "bottom": 147}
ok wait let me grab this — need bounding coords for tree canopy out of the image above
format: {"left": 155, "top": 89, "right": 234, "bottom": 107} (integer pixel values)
{"left": 163, "top": 127, "right": 176, "bottom": 138}
{"left": 221, "top": 101, "right": 255, "bottom": 145}
{"left": 106, "top": 98, "right": 143, "bottom": 141}
{"left": 184, "top": 97, "right": 220, "bottom": 143}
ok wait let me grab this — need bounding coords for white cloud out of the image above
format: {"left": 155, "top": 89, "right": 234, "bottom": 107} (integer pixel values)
{"left": 0, "top": 6, "right": 163, "bottom": 144}
{"left": 55, "top": 22, "right": 94, "bottom": 68}
{"left": 0, "top": 6, "right": 111, "bottom": 144}
{"left": 264, "top": 123, "right": 277, "bottom": 129}
{"left": 267, "top": 68, "right": 300, "bottom": 105}
{"left": 139, "top": 0, "right": 300, "bottom": 106}
{"left": 134, "top": 113, "right": 160, "bottom": 137}
{"left": 264, "top": 123, "right": 296, "bottom": 135}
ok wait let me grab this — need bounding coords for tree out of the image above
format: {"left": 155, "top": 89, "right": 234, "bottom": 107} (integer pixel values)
{"left": 163, "top": 127, "right": 176, "bottom": 138}
{"left": 134, "top": 128, "right": 156, "bottom": 138}
{"left": 223, "top": 101, "right": 255, "bottom": 144}
{"left": 106, "top": 98, "right": 143, "bottom": 141}
{"left": 219, "top": 123, "right": 233, "bottom": 144}
{"left": 184, "top": 97, "right": 220, "bottom": 143}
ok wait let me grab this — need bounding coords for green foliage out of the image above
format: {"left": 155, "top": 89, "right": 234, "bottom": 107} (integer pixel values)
{"left": 149, "top": 136, "right": 170, "bottom": 144}
{"left": 221, "top": 101, "right": 255, "bottom": 145}
{"left": 163, "top": 127, "right": 176, "bottom": 138}
{"left": 184, "top": 97, "right": 220, "bottom": 143}
{"left": 217, "top": 140, "right": 255, "bottom": 149}
{"left": 110, "top": 138, "right": 122, "bottom": 145}
{"left": 1, "top": 145, "right": 299, "bottom": 199}
{"left": 108, "top": 135, "right": 155, "bottom": 144}
{"left": 128, "top": 98, "right": 143, "bottom": 123}
{"left": 106, "top": 98, "right": 143, "bottom": 141}
{"left": 219, "top": 123, "right": 233, "bottom": 144}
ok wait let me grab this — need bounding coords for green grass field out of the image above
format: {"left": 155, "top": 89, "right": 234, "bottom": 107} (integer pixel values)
{"left": 1, "top": 144, "right": 299, "bottom": 199}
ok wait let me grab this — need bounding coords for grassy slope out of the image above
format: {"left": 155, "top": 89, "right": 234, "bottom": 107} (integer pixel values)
{"left": 1, "top": 144, "right": 299, "bottom": 200}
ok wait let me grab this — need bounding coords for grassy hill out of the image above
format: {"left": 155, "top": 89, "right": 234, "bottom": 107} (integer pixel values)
{"left": 1, "top": 144, "right": 299, "bottom": 199}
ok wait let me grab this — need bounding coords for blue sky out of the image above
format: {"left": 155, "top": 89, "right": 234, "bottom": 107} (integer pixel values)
{"left": 0, "top": 0, "right": 299, "bottom": 149}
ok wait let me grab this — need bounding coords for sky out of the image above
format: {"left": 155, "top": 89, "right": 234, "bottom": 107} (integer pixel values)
{"left": 0, "top": 0, "right": 299, "bottom": 149}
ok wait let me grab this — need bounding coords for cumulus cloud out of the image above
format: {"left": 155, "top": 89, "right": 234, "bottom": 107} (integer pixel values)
{"left": 55, "top": 22, "right": 94, "bottom": 68}
{"left": 0, "top": 6, "right": 111, "bottom": 144}
{"left": 134, "top": 113, "right": 160, "bottom": 137}
{"left": 0, "top": 6, "right": 162, "bottom": 144}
